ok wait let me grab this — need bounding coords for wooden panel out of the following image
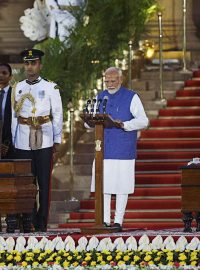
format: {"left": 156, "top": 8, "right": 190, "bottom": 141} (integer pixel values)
{"left": 0, "top": 159, "right": 32, "bottom": 174}
{"left": 0, "top": 159, "right": 37, "bottom": 215}
{"left": 181, "top": 166, "right": 200, "bottom": 212}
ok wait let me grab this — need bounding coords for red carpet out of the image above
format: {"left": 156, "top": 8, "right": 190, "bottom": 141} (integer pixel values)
{"left": 59, "top": 69, "right": 200, "bottom": 232}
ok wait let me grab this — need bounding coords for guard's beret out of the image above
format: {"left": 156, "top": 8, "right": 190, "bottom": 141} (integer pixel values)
{"left": 20, "top": 49, "right": 44, "bottom": 61}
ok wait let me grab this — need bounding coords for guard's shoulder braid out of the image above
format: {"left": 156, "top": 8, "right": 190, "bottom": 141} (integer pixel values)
{"left": 11, "top": 81, "right": 18, "bottom": 110}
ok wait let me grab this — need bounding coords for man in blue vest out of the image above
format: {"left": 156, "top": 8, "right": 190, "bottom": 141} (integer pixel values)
{"left": 91, "top": 67, "right": 149, "bottom": 231}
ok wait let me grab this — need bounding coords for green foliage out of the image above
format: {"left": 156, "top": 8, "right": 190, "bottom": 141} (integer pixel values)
{"left": 35, "top": 0, "right": 158, "bottom": 112}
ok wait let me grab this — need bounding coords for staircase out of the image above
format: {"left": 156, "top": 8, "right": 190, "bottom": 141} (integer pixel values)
{"left": 58, "top": 69, "right": 200, "bottom": 231}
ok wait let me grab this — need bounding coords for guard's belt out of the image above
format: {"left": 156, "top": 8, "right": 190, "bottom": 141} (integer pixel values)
{"left": 18, "top": 115, "right": 51, "bottom": 126}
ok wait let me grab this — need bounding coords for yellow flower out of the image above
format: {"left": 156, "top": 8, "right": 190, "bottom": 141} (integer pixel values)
{"left": 63, "top": 260, "right": 70, "bottom": 267}
{"left": 55, "top": 256, "right": 62, "bottom": 262}
{"left": 179, "top": 253, "right": 187, "bottom": 261}
{"left": 167, "top": 255, "right": 173, "bottom": 261}
{"left": 167, "top": 262, "right": 174, "bottom": 266}
{"left": 100, "top": 261, "right": 106, "bottom": 265}
{"left": 107, "top": 255, "right": 112, "bottom": 261}
{"left": 144, "top": 255, "right": 151, "bottom": 261}
{"left": 148, "top": 260, "right": 154, "bottom": 265}
{"left": 27, "top": 252, "right": 34, "bottom": 257}
{"left": 67, "top": 255, "right": 73, "bottom": 261}
{"left": 191, "top": 261, "right": 197, "bottom": 266}
{"left": 76, "top": 255, "right": 82, "bottom": 260}
{"left": 43, "top": 262, "right": 48, "bottom": 267}
{"left": 85, "top": 256, "right": 91, "bottom": 261}
{"left": 90, "top": 261, "right": 97, "bottom": 266}
{"left": 45, "top": 249, "right": 52, "bottom": 254}
{"left": 97, "top": 255, "right": 103, "bottom": 261}
{"left": 14, "top": 255, "right": 21, "bottom": 262}
{"left": 0, "top": 263, "right": 5, "bottom": 266}
{"left": 134, "top": 255, "right": 140, "bottom": 262}
{"left": 32, "top": 261, "right": 39, "bottom": 267}
{"left": 118, "top": 260, "right": 125, "bottom": 266}
{"left": 33, "top": 249, "right": 40, "bottom": 253}
{"left": 7, "top": 255, "right": 13, "bottom": 261}
{"left": 25, "top": 256, "right": 33, "bottom": 262}
{"left": 116, "top": 255, "right": 121, "bottom": 260}
{"left": 21, "top": 261, "right": 28, "bottom": 267}
{"left": 123, "top": 255, "right": 130, "bottom": 261}
{"left": 8, "top": 263, "right": 13, "bottom": 267}
{"left": 180, "top": 261, "right": 186, "bottom": 266}
{"left": 73, "top": 261, "right": 79, "bottom": 267}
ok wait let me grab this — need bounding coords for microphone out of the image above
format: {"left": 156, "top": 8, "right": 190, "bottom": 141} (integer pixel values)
{"left": 95, "top": 98, "right": 102, "bottom": 113}
{"left": 83, "top": 99, "right": 91, "bottom": 113}
{"left": 90, "top": 98, "right": 96, "bottom": 113}
{"left": 103, "top": 96, "right": 108, "bottom": 113}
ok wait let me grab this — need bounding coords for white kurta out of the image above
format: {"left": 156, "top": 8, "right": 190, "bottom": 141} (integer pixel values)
{"left": 91, "top": 94, "right": 149, "bottom": 194}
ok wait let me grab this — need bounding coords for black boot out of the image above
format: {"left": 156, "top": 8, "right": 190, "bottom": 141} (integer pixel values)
{"left": 22, "top": 213, "right": 32, "bottom": 233}
{"left": 6, "top": 214, "right": 17, "bottom": 233}
{"left": 182, "top": 211, "right": 193, "bottom": 233}
{"left": 195, "top": 211, "right": 200, "bottom": 232}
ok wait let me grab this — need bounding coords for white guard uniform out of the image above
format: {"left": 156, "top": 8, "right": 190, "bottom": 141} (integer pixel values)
{"left": 12, "top": 77, "right": 63, "bottom": 150}
{"left": 91, "top": 94, "right": 149, "bottom": 194}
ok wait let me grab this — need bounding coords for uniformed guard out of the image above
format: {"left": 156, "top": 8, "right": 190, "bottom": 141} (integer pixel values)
{"left": 11, "top": 48, "right": 63, "bottom": 232}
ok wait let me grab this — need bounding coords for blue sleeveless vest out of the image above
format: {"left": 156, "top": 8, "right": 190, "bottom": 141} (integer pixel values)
{"left": 98, "top": 87, "right": 137, "bottom": 159}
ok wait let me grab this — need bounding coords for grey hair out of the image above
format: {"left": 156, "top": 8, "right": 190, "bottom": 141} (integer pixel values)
{"left": 105, "top": 67, "right": 122, "bottom": 77}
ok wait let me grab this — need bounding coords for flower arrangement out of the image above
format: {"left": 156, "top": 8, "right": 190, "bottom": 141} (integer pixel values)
{"left": 0, "top": 235, "right": 200, "bottom": 269}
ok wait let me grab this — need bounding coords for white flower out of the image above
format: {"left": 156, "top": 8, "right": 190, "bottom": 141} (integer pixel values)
{"left": 19, "top": 0, "right": 50, "bottom": 41}
{"left": 176, "top": 236, "right": 188, "bottom": 251}
{"left": 150, "top": 235, "right": 164, "bottom": 250}
{"left": 5, "top": 237, "right": 15, "bottom": 252}
{"left": 26, "top": 236, "right": 38, "bottom": 250}
{"left": 186, "top": 237, "right": 200, "bottom": 250}
{"left": 55, "top": 240, "right": 65, "bottom": 251}
{"left": 163, "top": 236, "right": 176, "bottom": 250}
{"left": 86, "top": 236, "right": 99, "bottom": 251}
{"left": 138, "top": 234, "right": 150, "bottom": 245}
{"left": 97, "top": 237, "right": 112, "bottom": 251}
{"left": 125, "top": 236, "right": 137, "bottom": 250}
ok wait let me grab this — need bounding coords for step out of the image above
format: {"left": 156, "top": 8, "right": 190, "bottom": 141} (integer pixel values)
{"left": 137, "top": 150, "right": 200, "bottom": 160}
{"left": 176, "top": 89, "right": 200, "bottom": 97}
{"left": 59, "top": 221, "right": 184, "bottom": 230}
{"left": 167, "top": 99, "right": 200, "bottom": 107}
{"left": 137, "top": 139, "right": 200, "bottom": 150}
{"left": 140, "top": 129, "right": 200, "bottom": 139}
{"left": 135, "top": 161, "right": 185, "bottom": 172}
{"left": 69, "top": 210, "right": 182, "bottom": 221}
{"left": 91, "top": 187, "right": 181, "bottom": 198}
{"left": 159, "top": 108, "right": 200, "bottom": 117}
{"left": 185, "top": 80, "right": 200, "bottom": 87}
{"left": 80, "top": 199, "right": 181, "bottom": 210}
{"left": 135, "top": 173, "right": 181, "bottom": 185}
{"left": 193, "top": 70, "right": 200, "bottom": 78}
{"left": 150, "top": 118, "right": 200, "bottom": 127}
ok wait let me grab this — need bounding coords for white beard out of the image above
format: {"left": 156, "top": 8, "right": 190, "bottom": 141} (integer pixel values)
{"left": 107, "top": 86, "right": 120, "bottom": 94}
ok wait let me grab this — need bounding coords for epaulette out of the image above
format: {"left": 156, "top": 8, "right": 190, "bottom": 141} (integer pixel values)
{"left": 43, "top": 78, "right": 54, "bottom": 83}
{"left": 54, "top": 84, "right": 61, "bottom": 90}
